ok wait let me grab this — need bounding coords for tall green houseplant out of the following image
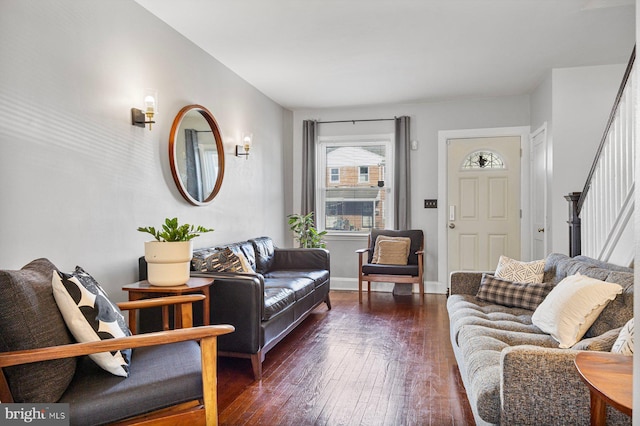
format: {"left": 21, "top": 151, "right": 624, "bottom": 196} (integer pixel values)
{"left": 288, "top": 212, "right": 327, "bottom": 248}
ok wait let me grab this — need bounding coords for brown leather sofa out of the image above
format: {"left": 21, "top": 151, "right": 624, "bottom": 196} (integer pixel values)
{"left": 139, "top": 236, "right": 330, "bottom": 379}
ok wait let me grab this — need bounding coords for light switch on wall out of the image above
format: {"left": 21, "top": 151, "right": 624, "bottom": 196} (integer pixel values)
{"left": 411, "top": 140, "right": 418, "bottom": 150}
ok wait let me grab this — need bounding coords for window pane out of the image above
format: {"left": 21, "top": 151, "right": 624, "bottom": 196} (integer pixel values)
{"left": 330, "top": 168, "right": 340, "bottom": 183}
{"left": 359, "top": 166, "right": 369, "bottom": 183}
{"left": 462, "top": 151, "right": 505, "bottom": 169}
{"left": 321, "top": 143, "right": 389, "bottom": 232}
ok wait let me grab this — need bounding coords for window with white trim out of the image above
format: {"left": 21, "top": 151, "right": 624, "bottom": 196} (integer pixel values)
{"left": 329, "top": 168, "right": 340, "bottom": 183}
{"left": 358, "top": 166, "right": 369, "bottom": 183}
{"left": 316, "top": 135, "right": 394, "bottom": 233}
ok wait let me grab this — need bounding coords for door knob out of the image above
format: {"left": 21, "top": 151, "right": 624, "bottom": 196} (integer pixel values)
{"left": 449, "top": 223, "right": 456, "bottom": 229}
{"left": 538, "top": 228, "right": 545, "bottom": 233}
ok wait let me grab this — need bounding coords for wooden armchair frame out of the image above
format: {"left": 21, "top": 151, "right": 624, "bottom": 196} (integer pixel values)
{"left": 0, "top": 294, "right": 234, "bottom": 426}
{"left": 357, "top": 232, "right": 424, "bottom": 303}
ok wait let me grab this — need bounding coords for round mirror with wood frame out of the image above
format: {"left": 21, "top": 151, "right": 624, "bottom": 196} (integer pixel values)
{"left": 169, "top": 104, "right": 225, "bottom": 206}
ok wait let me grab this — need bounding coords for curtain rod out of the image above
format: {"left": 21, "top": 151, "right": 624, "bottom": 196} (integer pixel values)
{"left": 317, "top": 118, "right": 396, "bottom": 124}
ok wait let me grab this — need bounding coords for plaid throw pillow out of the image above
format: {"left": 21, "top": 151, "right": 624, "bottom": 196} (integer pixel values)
{"left": 476, "top": 274, "right": 553, "bottom": 311}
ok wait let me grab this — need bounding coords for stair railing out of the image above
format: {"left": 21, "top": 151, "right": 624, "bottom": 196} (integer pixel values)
{"left": 574, "top": 47, "right": 635, "bottom": 260}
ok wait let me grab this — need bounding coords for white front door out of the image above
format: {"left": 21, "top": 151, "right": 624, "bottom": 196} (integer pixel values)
{"left": 447, "top": 136, "right": 521, "bottom": 271}
{"left": 531, "top": 125, "right": 548, "bottom": 259}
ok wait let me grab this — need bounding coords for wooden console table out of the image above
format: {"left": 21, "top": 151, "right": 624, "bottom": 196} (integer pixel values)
{"left": 122, "top": 277, "right": 214, "bottom": 334}
{"left": 575, "top": 351, "right": 632, "bottom": 426}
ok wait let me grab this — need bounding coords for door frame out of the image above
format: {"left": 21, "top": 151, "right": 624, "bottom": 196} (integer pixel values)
{"left": 530, "top": 123, "right": 548, "bottom": 259}
{"left": 437, "top": 126, "right": 531, "bottom": 288}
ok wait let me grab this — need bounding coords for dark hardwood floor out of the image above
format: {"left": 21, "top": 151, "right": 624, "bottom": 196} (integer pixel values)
{"left": 217, "top": 291, "right": 475, "bottom": 426}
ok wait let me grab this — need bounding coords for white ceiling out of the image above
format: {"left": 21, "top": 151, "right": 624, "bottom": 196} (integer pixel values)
{"left": 134, "top": 0, "right": 635, "bottom": 110}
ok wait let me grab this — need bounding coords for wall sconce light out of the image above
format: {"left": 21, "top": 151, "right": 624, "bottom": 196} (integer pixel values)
{"left": 235, "top": 133, "right": 252, "bottom": 159}
{"left": 131, "top": 89, "right": 158, "bottom": 130}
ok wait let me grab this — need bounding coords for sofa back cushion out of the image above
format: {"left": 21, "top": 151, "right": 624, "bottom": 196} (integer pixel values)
{"left": 586, "top": 269, "right": 634, "bottom": 337}
{"left": 251, "top": 237, "right": 275, "bottom": 274}
{"left": 532, "top": 273, "right": 622, "bottom": 348}
{"left": 542, "top": 253, "right": 634, "bottom": 339}
{"left": 0, "top": 258, "right": 77, "bottom": 402}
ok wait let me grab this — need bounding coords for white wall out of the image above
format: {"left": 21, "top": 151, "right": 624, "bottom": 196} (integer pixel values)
{"left": 550, "top": 64, "right": 627, "bottom": 254}
{"left": 529, "top": 64, "right": 627, "bottom": 256}
{"left": 293, "top": 96, "right": 531, "bottom": 292}
{"left": 0, "top": 0, "right": 289, "bottom": 300}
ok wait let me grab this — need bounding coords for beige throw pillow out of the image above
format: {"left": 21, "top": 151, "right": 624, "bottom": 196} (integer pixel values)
{"left": 495, "top": 255, "right": 545, "bottom": 283}
{"left": 372, "top": 236, "right": 411, "bottom": 263}
{"left": 376, "top": 240, "right": 409, "bottom": 265}
{"left": 531, "top": 273, "right": 623, "bottom": 348}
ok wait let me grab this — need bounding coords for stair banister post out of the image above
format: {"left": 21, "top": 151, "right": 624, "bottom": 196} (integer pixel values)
{"left": 565, "top": 192, "right": 582, "bottom": 257}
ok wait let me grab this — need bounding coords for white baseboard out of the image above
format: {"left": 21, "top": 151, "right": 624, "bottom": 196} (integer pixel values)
{"left": 329, "top": 277, "right": 447, "bottom": 294}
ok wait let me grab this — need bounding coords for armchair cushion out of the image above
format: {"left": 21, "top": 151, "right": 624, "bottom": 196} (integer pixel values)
{"left": 59, "top": 341, "right": 203, "bottom": 425}
{"left": 375, "top": 239, "right": 410, "bottom": 265}
{"left": 0, "top": 258, "right": 76, "bottom": 403}
{"left": 371, "top": 236, "right": 410, "bottom": 264}
{"left": 52, "top": 267, "right": 131, "bottom": 377}
{"left": 362, "top": 264, "right": 419, "bottom": 276}
{"left": 369, "top": 230, "right": 423, "bottom": 265}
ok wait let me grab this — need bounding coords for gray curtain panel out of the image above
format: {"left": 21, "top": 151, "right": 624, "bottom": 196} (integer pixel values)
{"left": 184, "top": 129, "right": 203, "bottom": 201}
{"left": 301, "top": 120, "right": 317, "bottom": 216}
{"left": 394, "top": 116, "right": 411, "bottom": 230}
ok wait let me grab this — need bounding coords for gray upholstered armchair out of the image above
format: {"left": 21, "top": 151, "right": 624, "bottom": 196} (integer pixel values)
{"left": 356, "top": 229, "right": 424, "bottom": 303}
{"left": 0, "top": 258, "right": 233, "bottom": 426}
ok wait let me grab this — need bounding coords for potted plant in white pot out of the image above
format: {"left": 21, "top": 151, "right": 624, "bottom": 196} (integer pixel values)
{"left": 137, "top": 217, "right": 213, "bottom": 286}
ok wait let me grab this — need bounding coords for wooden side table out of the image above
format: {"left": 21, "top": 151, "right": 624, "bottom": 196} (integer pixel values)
{"left": 122, "top": 277, "right": 214, "bottom": 334}
{"left": 575, "top": 351, "right": 632, "bottom": 426}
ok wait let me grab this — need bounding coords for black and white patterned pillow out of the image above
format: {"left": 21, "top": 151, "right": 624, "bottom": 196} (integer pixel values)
{"left": 192, "top": 247, "right": 245, "bottom": 273}
{"left": 611, "top": 318, "right": 633, "bottom": 355}
{"left": 52, "top": 266, "right": 131, "bottom": 377}
{"left": 476, "top": 274, "right": 554, "bottom": 311}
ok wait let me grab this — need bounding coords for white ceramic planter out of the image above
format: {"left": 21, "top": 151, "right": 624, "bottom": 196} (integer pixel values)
{"left": 144, "top": 241, "right": 193, "bottom": 286}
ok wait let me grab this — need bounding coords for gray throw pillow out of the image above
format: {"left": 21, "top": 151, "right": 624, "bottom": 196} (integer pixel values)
{"left": 571, "top": 327, "right": 622, "bottom": 352}
{"left": 0, "top": 259, "right": 76, "bottom": 402}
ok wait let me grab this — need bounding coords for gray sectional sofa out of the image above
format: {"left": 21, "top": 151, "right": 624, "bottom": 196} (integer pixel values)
{"left": 448, "top": 253, "right": 633, "bottom": 425}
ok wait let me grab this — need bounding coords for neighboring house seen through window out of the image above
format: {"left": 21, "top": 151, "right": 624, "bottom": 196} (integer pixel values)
{"left": 316, "top": 136, "right": 394, "bottom": 233}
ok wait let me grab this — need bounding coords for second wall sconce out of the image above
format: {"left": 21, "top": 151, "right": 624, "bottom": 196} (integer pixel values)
{"left": 235, "top": 133, "right": 252, "bottom": 159}
{"left": 131, "top": 89, "right": 158, "bottom": 130}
